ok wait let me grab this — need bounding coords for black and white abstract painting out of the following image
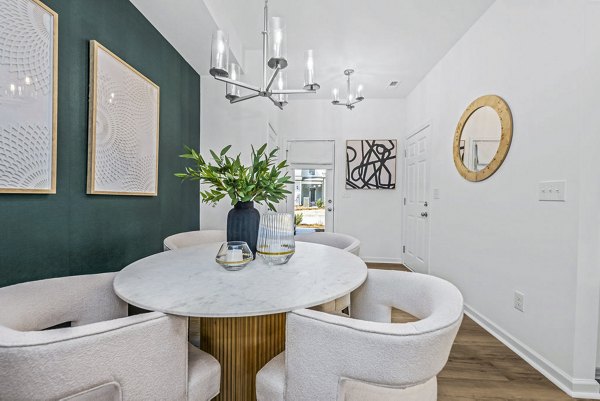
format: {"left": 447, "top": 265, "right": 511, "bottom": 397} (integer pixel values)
{"left": 346, "top": 140, "right": 397, "bottom": 189}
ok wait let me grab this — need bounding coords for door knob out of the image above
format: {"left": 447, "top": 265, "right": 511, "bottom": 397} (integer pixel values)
{"left": 327, "top": 207, "right": 333, "bottom": 212}
{"left": 421, "top": 212, "right": 428, "bottom": 217}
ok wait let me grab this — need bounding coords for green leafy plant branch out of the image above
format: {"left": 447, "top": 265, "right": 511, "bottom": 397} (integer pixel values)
{"left": 175, "top": 143, "right": 293, "bottom": 212}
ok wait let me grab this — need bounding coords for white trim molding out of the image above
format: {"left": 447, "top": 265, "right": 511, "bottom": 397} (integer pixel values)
{"left": 361, "top": 257, "right": 404, "bottom": 264}
{"left": 464, "top": 304, "right": 600, "bottom": 399}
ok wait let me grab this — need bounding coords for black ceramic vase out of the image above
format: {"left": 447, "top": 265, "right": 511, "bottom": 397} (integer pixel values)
{"left": 227, "top": 201, "right": 260, "bottom": 256}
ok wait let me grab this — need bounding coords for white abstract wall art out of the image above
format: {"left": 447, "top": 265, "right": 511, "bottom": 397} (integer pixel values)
{"left": 87, "top": 40, "right": 160, "bottom": 196}
{"left": 0, "top": 0, "right": 58, "bottom": 194}
{"left": 346, "top": 140, "right": 397, "bottom": 189}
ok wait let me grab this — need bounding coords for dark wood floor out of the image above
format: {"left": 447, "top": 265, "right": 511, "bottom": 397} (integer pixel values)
{"left": 367, "top": 263, "right": 592, "bottom": 401}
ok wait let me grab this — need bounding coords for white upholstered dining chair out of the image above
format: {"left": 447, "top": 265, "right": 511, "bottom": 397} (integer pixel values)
{"left": 164, "top": 230, "right": 227, "bottom": 251}
{"left": 294, "top": 232, "right": 360, "bottom": 256}
{"left": 0, "top": 273, "right": 220, "bottom": 401}
{"left": 256, "top": 269, "right": 463, "bottom": 401}
{"left": 295, "top": 232, "right": 361, "bottom": 314}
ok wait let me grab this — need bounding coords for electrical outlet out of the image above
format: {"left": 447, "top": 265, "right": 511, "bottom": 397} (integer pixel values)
{"left": 514, "top": 291, "right": 524, "bottom": 312}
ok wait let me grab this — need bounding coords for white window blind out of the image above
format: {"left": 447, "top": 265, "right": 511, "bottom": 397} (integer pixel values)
{"left": 286, "top": 140, "right": 335, "bottom": 169}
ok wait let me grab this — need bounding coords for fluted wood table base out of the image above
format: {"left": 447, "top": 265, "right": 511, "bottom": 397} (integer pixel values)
{"left": 198, "top": 314, "right": 286, "bottom": 401}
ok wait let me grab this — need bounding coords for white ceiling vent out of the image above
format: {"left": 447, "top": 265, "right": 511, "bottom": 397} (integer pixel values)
{"left": 388, "top": 81, "right": 400, "bottom": 88}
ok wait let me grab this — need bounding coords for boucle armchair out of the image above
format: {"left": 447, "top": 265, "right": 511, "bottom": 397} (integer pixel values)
{"left": 164, "top": 230, "right": 227, "bottom": 251}
{"left": 0, "top": 273, "right": 220, "bottom": 401}
{"left": 256, "top": 269, "right": 463, "bottom": 401}
{"left": 295, "top": 232, "right": 361, "bottom": 314}
{"left": 294, "top": 232, "right": 360, "bottom": 256}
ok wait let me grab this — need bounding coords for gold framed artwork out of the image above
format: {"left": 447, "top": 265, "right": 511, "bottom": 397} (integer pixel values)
{"left": 453, "top": 95, "right": 513, "bottom": 182}
{"left": 87, "top": 40, "right": 160, "bottom": 196}
{"left": 0, "top": 0, "right": 58, "bottom": 194}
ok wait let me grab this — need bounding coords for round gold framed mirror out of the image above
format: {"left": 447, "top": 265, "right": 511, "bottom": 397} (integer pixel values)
{"left": 453, "top": 95, "right": 513, "bottom": 182}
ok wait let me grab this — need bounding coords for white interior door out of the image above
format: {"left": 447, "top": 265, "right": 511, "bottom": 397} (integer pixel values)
{"left": 403, "top": 126, "right": 431, "bottom": 273}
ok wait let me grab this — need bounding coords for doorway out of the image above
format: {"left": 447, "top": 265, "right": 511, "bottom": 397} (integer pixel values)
{"left": 403, "top": 125, "right": 431, "bottom": 273}
{"left": 286, "top": 140, "right": 336, "bottom": 233}
{"left": 292, "top": 168, "right": 334, "bottom": 233}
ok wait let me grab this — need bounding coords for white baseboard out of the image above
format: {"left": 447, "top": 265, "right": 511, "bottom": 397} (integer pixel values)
{"left": 464, "top": 305, "right": 600, "bottom": 399}
{"left": 361, "top": 256, "right": 403, "bottom": 264}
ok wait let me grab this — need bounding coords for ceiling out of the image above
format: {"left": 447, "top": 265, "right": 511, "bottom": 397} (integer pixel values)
{"left": 131, "top": 0, "right": 494, "bottom": 99}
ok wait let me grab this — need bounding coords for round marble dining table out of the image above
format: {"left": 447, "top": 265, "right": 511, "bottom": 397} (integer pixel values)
{"left": 114, "top": 241, "right": 367, "bottom": 401}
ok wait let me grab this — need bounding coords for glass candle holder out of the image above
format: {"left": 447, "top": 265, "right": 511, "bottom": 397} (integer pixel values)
{"left": 274, "top": 71, "right": 288, "bottom": 106}
{"left": 303, "top": 49, "right": 320, "bottom": 90}
{"left": 226, "top": 62, "right": 241, "bottom": 100}
{"left": 215, "top": 241, "right": 253, "bottom": 271}
{"left": 356, "top": 84, "right": 364, "bottom": 101}
{"left": 268, "top": 17, "right": 287, "bottom": 69}
{"left": 257, "top": 212, "right": 295, "bottom": 265}
{"left": 332, "top": 88, "right": 340, "bottom": 104}
{"left": 210, "top": 30, "right": 229, "bottom": 77}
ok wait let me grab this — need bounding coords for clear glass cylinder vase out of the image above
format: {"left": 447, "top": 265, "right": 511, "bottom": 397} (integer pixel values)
{"left": 257, "top": 212, "right": 295, "bottom": 265}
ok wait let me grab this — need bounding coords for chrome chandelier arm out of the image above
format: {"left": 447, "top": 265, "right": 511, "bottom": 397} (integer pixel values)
{"left": 265, "top": 66, "right": 281, "bottom": 92}
{"left": 214, "top": 76, "right": 262, "bottom": 93}
{"left": 268, "top": 96, "right": 284, "bottom": 110}
{"left": 230, "top": 93, "right": 260, "bottom": 104}
{"left": 271, "top": 89, "right": 316, "bottom": 95}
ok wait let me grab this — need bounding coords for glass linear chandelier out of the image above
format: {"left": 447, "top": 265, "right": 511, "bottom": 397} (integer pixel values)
{"left": 209, "top": 0, "right": 320, "bottom": 109}
{"left": 332, "top": 69, "right": 364, "bottom": 110}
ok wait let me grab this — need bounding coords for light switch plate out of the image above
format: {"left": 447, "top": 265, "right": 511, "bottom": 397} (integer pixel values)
{"left": 539, "top": 181, "right": 566, "bottom": 201}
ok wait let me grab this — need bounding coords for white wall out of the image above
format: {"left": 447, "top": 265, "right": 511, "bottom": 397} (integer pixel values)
{"left": 200, "top": 80, "right": 405, "bottom": 261}
{"left": 579, "top": 0, "right": 600, "bottom": 382}
{"left": 199, "top": 50, "right": 281, "bottom": 229}
{"left": 405, "top": 0, "right": 600, "bottom": 396}
{"left": 277, "top": 99, "right": 406, "bottom": 262}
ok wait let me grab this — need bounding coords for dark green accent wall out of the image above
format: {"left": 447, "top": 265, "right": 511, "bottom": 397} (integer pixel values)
{"left": 0, "top": 0, "right": 200, "bottom": 287}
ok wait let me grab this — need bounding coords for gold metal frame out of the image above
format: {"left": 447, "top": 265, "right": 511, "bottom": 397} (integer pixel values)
{"left": 0, "top": 0, "right": 58, "bottom": 194}
{"left": 453, "top": 95, "right": 513, "bottom": 182}
{"left": 87, "top": 40, "right": 160, "bottom": 196}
